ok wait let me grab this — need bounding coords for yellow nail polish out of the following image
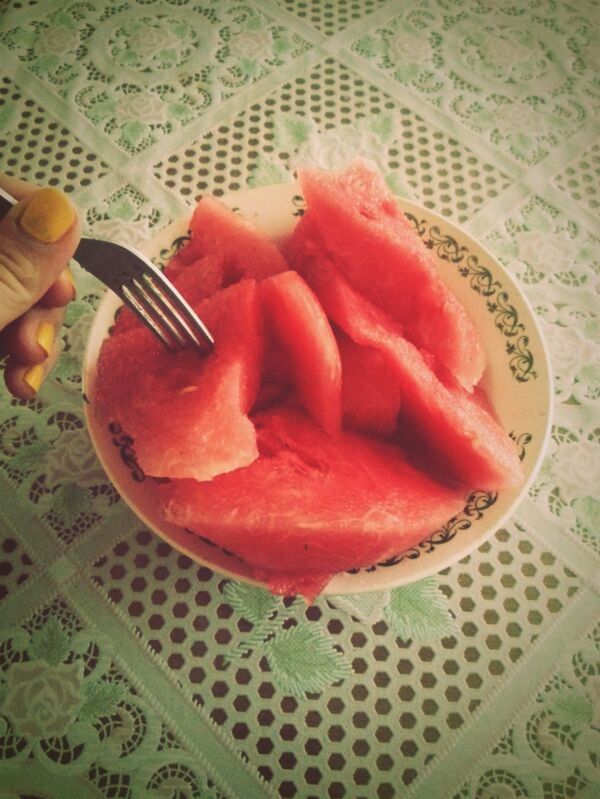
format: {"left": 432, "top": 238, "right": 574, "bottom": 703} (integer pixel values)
{"left": 24, "top": 364, "right": 44, "bottom": 394}
{"left": 36, "top": 322, "right": 55, "bottom": 357}
{"left": 65, "top": 266, "right": 77, "bottom": 298}
{"left": 19, "top": 188, "right": 75, "bottom": 244}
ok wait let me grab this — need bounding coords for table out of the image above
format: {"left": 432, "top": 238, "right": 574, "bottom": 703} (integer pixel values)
{"left": 1, "top": 2, "right": 599, "bottom": 797}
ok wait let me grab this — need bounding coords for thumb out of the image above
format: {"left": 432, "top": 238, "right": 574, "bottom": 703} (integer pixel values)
{"left": 0, "top": 187, "right": 81, "bottom": 330}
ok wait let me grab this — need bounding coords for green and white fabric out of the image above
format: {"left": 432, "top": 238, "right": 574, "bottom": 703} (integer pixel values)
{"left": 0, "top": 1, "right": 598, "bottom": 797}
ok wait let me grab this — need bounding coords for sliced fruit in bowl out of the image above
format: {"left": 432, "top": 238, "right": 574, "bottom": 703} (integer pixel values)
{"left": 84, "top": 160, "right": 551, "bottom": 601}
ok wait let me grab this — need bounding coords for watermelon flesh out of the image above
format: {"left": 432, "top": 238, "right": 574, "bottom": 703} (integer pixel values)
{"left": 287, "top": 240, "right": 523, "bottom": 490}
{"left": 337, "top": 330, "right": 402, "bottom": 436}
{"left": 94, "top": 160, "right": 526, "bottom": 600}
{"left": 161, "top": 405, "right": 467, "bottom": 601}
{"left": 165, "top": 195, "right": 288, "bottom": 290}
{"left": 112, "top": 197, "right": 287, "bottom": 335}
{"left": 297, "top": 161, "right": 486, "bottom": 391}
{"left": 261, "top": 271, "right": 342, "bottom": 434}
{"left": 94, "top": 280, "right": 262, "bottom": 481}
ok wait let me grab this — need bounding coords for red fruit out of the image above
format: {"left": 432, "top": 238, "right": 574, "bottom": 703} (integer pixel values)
{"left": 297, "top": 161, "right": 486, "bottom": 391}
{"left": 95, "top": 280, "right": 262, "bottom": 481}
{"left": 289, "top": 243, "right": 523, "bottom": 490}
{"left": 165, "top": 195, "right": 288, "bottom": 295}
{"left": 161, "top": 405, "right": 467, "bottom": 600}
{"left": 261, "top": 271, "right": 341, "bottom": 434}
{"left": 337, "top": 330, "right": 402, "bottom": 436}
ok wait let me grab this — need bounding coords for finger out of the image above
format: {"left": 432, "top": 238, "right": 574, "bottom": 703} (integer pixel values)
{"left": 4, "top": 340, "right": 62, "bottom": 400}
{"left": 0, "top": 187, "right": 81, "bottom": 331}
{"left": 1, "top": 304, "right": 66, "bottom": 365}
{"left": 0, "top": 173, "right": 40, "bottom": 201}
{"left": 39, "top": 267, "right": 77, "bottom": 308}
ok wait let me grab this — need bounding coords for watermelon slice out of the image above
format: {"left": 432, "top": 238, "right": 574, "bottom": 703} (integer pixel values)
{"left": 296, "top": 161, "right": 486, "bottom": 391}
{"left": 337, "top": 330, "right": 402, "bottom": 436}
{"left": 161, "top": 405, "right": 467, "bottom": 600}
{"left": 261, "top": 271, "right": 342, "bottom": 434}
{"left": 165, "top": 195, "right": 288, "bottom": 292}
{"left": 94, "top": 280, "right": 262, "bottom": 481}
{"left": 113, "top": 196, "right": 289, "bottom": 335}
{"left": 290, "top": 245, "right": 523, "bottom": 490}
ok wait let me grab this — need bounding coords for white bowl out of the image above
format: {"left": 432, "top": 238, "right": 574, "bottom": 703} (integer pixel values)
{"left": 83, "top": 183, "right": 552, "bottom": 595}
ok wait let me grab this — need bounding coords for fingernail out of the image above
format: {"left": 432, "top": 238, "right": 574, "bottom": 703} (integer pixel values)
{"left": 19, "top": 187, "right": 76, "bottom": 244}
{"left": 65, "top": 266, "right": 77, "bottom": 299}
{"left": 24, "top": 364, "right": 44, "bottom": 394}
{"left": 36, "top": 322, "right": 55, "bottom": 357}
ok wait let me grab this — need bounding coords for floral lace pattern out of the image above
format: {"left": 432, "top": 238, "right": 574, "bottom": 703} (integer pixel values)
{"left": 86, "top": 184, "right": 169, "bottom": 248}
{"left": 1, "top": 0, "right": 599, "bottom": 796}
{"left": 0, "top": 374, "right": 118, "bottom": 547}
{"left": 485, "top": 195, "right": 599, "bottom": 554}
{"left": 0, "top": 603, "right": 221, "bottom": 798}
{"left": 0, "top": 1, "right": 310, "bottom": 154}
{"left": 351, "top": 1, "right": 596, "bottom": 164}
{"left": 457, "top": 623, "right": 600, "bottom": 799}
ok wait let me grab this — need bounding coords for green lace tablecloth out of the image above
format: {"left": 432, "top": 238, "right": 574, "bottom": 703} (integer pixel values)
{"left": 1, "top": 1, "right": 599, "bottom": 797}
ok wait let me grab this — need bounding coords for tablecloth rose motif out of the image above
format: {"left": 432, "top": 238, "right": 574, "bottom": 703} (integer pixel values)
{"left": 480, "top": 34, "right": 532, "bottom": 72}
{"left": 385, "top": 26, "right": 433, "bottom": 67}
{"left": 217, "top": 15, "right": 306, "bottom": 89}
{"left": 530, "top": 423, "right": 600, "bottom": 552}
{"left": 43, "top": 428, "right": 106, "bottom": 488}
{"left": 0, "top": 615, "right": 123, "bottom": 752}
{"left": 108, "top": 16, "right": 194, "bottom": 72}
{"left": 487, "top": 196, "right": 596, "bottom": 291}
{"left": 3, "top": 660, "right": 81, "bottom": 739}
{"left": 0, "top": 394, "right": 115, "bottom": 543}
{"left": 552, "top": 440, "right": 600, "bottom": 504}
{"left": 115, "top": 91, "right": 167, "bottom": 126}
{"left": 450, "top": 95, "right": 571, "bottom": 163}
{"left": 91, "top": 219, "right": 148, "bottom": 248}
{"left": 130, "top": 22, "right": 177, "bottom": 57}
{"left": 495, "top": 101, "right": 550, "bottom": 137}
{"left": 515, "top": 230, "right": 579, "bottom": 276}
{"left": 234, "top": 28, "right": 273, "bottom": 61}
{"left": 540, "top": 320, "right": 595, "bottom": 400}
{"left": 294, "top": 125, "right": 390, "bottom": 173}
{"left": 458, "top": 25, "right": 552, "bottom": 84}
{"left": 36, "top": 24, "right": 80, "bottom": 57}
{"left": 355, "top": 18, "right": 440, "bottom": 89}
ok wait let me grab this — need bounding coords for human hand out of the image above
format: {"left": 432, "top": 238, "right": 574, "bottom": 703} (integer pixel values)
{"left": 0, "top": 175, "right": 81, "bottom": 399}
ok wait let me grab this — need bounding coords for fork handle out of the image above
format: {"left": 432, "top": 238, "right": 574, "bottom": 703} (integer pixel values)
{"left": 0, "top": 187, "right": 15, "bottom": 217}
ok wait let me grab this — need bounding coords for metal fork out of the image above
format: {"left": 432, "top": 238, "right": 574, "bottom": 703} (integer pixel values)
{"left": 0, "top": 188, "right": 214, "bottom": 354}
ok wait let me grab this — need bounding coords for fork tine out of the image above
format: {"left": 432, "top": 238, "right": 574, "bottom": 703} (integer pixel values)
{"left": 144, "top": 266, "right": 214, "bottom": 352}
{"left": 123, "top": 281, "right": 187, "bottom": 350}
{"left": 120, "top": 283, "right": 178, "bottom": 351}
{"left": 140, "top": 272, "right": 207, "bottom": 352}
